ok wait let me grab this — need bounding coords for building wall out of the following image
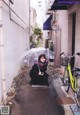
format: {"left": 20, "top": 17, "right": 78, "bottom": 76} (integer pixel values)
{"left": 43, "top": 30, "right": 50, "bottom": 47}
{"left": 30, "top": 8, "right": 36, "bottom": 27}
{"left": 58, "top": 10, "right": 68, "bottom": 53}
{"left": 0, "top": 0, "right": 29, "bottom": 102}
{"left": 30, "top": 8, "right": 37, "bottom": 34}
{"left": 51, "top": 10, "right": 68, "bottom": 67}
{"left": 68, "top": 4, "right": 80, "bottom": 67}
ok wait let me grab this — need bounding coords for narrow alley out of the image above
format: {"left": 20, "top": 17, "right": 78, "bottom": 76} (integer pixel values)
{"left": 0, "top": 0, "right": 80, "bottom": 115}
{"left": 10, "top": 66, "right": 74, "bottom": 115}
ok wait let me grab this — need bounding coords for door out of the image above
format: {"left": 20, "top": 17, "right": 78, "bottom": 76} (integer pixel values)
{"left": 71, "top": 13, "right": 76, "bottom": 69}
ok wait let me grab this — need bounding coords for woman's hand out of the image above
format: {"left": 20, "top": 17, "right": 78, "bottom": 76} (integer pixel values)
{"left": 38, "top": 71, "right": 44, "bottom": 76}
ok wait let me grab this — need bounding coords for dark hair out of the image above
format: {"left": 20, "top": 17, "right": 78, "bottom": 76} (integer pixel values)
{"left": 38, "top": 54, "right": 46, "bottom": 62}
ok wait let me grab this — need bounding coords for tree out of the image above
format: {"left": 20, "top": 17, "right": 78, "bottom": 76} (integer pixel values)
{"left": 34, "top": 27, "right": 42, "bottom": 36}
{"left": 30, "top": 26, "right": 43, "bottom": 48}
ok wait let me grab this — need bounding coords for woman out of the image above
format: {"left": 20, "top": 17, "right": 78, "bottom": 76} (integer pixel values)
{"left": 29, "top": 54, "right": 49, "bottom": 86}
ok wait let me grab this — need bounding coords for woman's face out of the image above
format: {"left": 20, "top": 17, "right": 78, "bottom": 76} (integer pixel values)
{"left": 40, "top": 56, "right": 46, "bottom": 63}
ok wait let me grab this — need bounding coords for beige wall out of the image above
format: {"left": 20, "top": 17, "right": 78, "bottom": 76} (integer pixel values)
{"left": 68, "top": 4, "right": 80, "bottom": 67}
{"left": 51, "top": 10, "right": 68, "bottom": 67}
{"left": 47, "top": 3, "right": 80, "bottom": 69}
{"left": 58, "top": 10, "right": 68, "bottom": 53}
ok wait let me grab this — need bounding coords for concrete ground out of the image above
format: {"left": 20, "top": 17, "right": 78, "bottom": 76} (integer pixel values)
{"left": 10, "top": 73, "right": 74, "bottom": 115}
{"left": 11, "top": 85, "right": 65, "bottom": 115}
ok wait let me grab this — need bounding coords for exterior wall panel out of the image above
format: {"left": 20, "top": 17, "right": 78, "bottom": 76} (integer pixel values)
{"left": 0, "top": 0, "right": 29, "bottom": 102}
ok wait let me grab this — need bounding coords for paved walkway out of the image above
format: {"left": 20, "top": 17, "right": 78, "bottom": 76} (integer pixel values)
{"left": 11, "top": 84, "right": 65, "bottom": 115}
{"left": 10, "top": 66, "right": 74, "bottom": 115}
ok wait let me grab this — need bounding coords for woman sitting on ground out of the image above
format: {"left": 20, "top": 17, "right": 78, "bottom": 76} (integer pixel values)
{"left": 29, "top": 54, "right": 49, "bottom": 86}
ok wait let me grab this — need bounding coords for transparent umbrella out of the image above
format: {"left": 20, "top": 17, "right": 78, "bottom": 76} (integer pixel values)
{"left": 21, "top": 47, "right": 54, "bottom": 66}
{"left": 11, "top": 47, "right": 54, "bottom": 77}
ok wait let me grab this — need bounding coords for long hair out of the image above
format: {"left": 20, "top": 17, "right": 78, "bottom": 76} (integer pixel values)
{"left": 38, "top": 54, "right": 46, "bottom": 63}
{"left": 38, "top": 54, "right": 48, "bottom": 68}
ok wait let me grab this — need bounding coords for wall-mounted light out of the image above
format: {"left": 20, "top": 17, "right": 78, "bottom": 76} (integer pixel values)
{"left": 9, "top": 0, "right": 14, "bottom": 4}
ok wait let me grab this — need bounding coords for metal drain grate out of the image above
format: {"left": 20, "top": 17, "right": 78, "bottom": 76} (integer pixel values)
{"left": 70, "top": 105, "right": 80, "bottom": 115}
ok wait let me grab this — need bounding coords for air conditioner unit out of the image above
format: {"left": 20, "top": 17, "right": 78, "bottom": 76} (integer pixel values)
{"left": 9, "top": 0, "right": 14, "bottom": 4}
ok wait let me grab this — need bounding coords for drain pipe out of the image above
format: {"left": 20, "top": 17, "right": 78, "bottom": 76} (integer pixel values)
{"left": 29, "top": 0, "right": 31, "bottom": 49}
{"left": 0, "top": 0, "right": 6, "bottom": 104}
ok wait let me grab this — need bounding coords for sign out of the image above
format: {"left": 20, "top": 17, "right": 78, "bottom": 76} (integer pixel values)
{"left": 0, "top": 105, "right": 10, "bottom": 114}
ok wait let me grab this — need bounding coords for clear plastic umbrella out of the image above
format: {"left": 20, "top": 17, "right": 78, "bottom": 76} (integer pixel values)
{"left": 21, "top": 47, "right": 54, "bottom": 66}
{"left": 11, "top": 47, "right": 54, "bottom": 77}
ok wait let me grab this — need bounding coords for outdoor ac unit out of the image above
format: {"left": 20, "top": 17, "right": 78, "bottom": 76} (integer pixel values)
{"left": 9, "top": 0, "right": 14, "bottom": 4}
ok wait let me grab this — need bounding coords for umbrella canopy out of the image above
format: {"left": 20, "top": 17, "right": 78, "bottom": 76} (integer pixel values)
{"left": 21, "top": 47, "right": 54, "bottom": 66}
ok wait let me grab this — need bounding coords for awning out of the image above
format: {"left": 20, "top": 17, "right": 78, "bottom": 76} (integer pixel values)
{"left": 49, "top": 0, "right": 68, "bottom": 10}
{"left": 43, "top": 15, "right": 52, "bottom": 30}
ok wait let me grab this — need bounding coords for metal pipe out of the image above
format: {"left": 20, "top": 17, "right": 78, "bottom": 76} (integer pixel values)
{"left": 2, "top": 0, "right": 29, "bottom": 29}
{"left": 29, "top": 0, "right": 31, "bottom": 49}
{"left": 0, "top": 0, "right": 6, "bottom": 103}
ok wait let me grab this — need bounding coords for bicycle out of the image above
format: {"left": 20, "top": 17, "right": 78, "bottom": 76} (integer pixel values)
{"left": 60, "top": 52, "right": 80, "bottom": 107}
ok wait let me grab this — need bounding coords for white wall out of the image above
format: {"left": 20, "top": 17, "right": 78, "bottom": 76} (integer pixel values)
{"left": 30, "top": 8, "right": 36, "bottom": 28}
{"left": 30, "top": 8, "right": 37, "bottom": 35}
{"left": 0, "top": 0, "right": 29, "bottom": 101}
